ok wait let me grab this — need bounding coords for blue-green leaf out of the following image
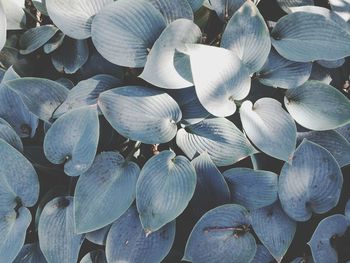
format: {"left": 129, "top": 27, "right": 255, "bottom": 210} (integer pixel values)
{"left": 44, "top": 106, "right": 99, "bottom": 176}
{"left": 336, "top": 123, "right": 350, "bottom": 143}
{"left": 6, "top": 78, "right": 69, "bottom": 123}
{"left": 309, "top": 62, "right": 332, "bottom": 84}
{"left": 209, "top": 0, "right": 245, "bottom": 21}
{"left": 276, "top": 0, "right": 314, "bottom": 13}
{"left": 98, "top": 86, "right": 182, "bottom": 144}
{"left": 0, "top": 207, "right": 32, "bottom": 263}
{"left": 46, "top": 0, "right": 113, "bottom": 39}
{"left": 91, "top": 0, "right": 166, "bottom": 67}
{"left": 256, "top": 48, "right": 312, "bottom": 89}
{"left": 74, "top": 151, "right": 140, "bottom": 234}
{"left": 279, "top": 140, "right": 343, "bottom": 221}
{"left": 345, "top": 199, "right": 350, "bottom": 220}
{"left": 0, "top": 1, "right": 6, "bottom": 51}
{"left": 1, "top": 66, "right": 20, "bottom": 83}
{"left": 184, "top": 204, "right": 256, "bottom": 263}
{"left": 54, "top": 74, "right": 121, "bottom": 117}
{"left": 308, "top": 214, "right": 350, "bottom": 263}
{"left": 43, "top": 31, "right": 65, "bottom": 54}
{"left": 271, "top": 6, "right": 350, "bottom": 62}
{"left": 240, "top": 98, "right": 297, "bottom": 161}
{"left": 0, "top": 117, "right": 23, "bottom": 152}
{"left": 223, "top": 168, "right": 278, "bottom": 209}
{"left": 13, "top": 243, "right": 47, "bottom": 263}
{"left": 19, "top": 25, "right": 59, "bottom": 55}
{"left": 330, "top": 0, "right": 350, "bottom": 22}
{"left": 285, "top": 81, "right": 350, "bottom": 130}
{"left": 140, "top": 19, "right": 201, "bottom": 89}
{"left": 136, "top": 150, "right": 196, "bottom": 232}
{"left": 106, "top": 206, "right": 175, "bottom": 263}
{"left": 176, "top": 117, "right": 257, "bottom": 166}
{"left": 80, "top": 250, "right": 107, "bottom": 263}
{"left": 187, "top": 0, "right": 204, "bottom": 11}
{"left": 291, "top": 256, "right": 314, "bottom": 263}
{"left": 251, "top": 202, "right": 297, "bottom": 262}
{"left": 38, "top": 196, "right": 84, "bottom": 263}
{"left": 1, "top": 0, "right": 26, "bottom": 30}
{"left": 85, "top": 224, "right": 111, "bottom": 246}
{"left": 148, "top": 0, "right": 193, "bottom": 24}
{"left": 183, "top": 44, "right": 251, "bottom": 117}
{"left": 317, "top": 58, "right": 345, "bottom": 69}
{"left": 221, "top": 1, "right": 271, "bottom": 73}
{"left": 251, "top": 245, "right": 274, "bottom": 263}
{"left": 33, "top": 0, "right": 48, "bottom": 16}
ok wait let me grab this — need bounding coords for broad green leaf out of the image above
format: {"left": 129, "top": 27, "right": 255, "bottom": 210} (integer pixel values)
{"left": 330, "top": 0, "right": 350, "bottom": 22}
{"left": 148, "top": 0, "right": 193, "bottom": 24}
{"left": 0, "top": 0, "right": 26, "bottom": 30}
{"left": 46, "top": 0, "right": 113, "bottom": 39}
{"left": 223, "top": 168, "right": 278, "bottom": 209}
{"left": 284, "top": 81, "right": 350, "bottom": 130}
{"left": 187, "top": 0, "right": 205, "bottom": 11}
{"left": 136, "top": 150, "right": 196, "bottom": 232}
{"left": 140, "top": 19, "right": 201, "bottom": 89}
{"left": 183, "top": 44, "right": 250, "bottom": 117}
{"left": 184, "top": 204, "right": 256, "bottom": 263}
{"left": 0, "top": 118, "right": 23, "bottom": 152}
{"left": 308, "top": 214, "right": 350, "bottom": 263}
{"left": 85, "top": 224, "right": 111, "bottom": 246}
{"left": 276, "top": 0, "right": 314, "bottom": 13}
{"left": 251, "top": 245, "right": 274, "bottom": 263}
{"left": 106, "top": 206, "right": 175, "bottom": 263}
{"left": 221, "top": 1, "right": 271, "bottom": 73}
{"left": 251, "top": 202, "right": 297, "bottom": 262}
{"left": 43, "top": 31, "right": 65, "bottom": 54}
{"left": 44, "top": 106, "right": 99, "bottom": 176}
{"left": 13, "top": 243, "right": 47, "bottom": 263}
{"left": 91, "top": 0, "right": 166, "bottom": 67}
{"left": 98, "top": 86, "right": 182, "bottom": 144}
{"left": 240, "top": 98, "right": 297, "bottom": 161}
{"left": 19, "top": 25, "right": 59, "bottom": 55}
{"left": 54, "top": 74, "right": 121, "bottom": 117}
{"left": 297, "top": 130, "right": 350, "bottom": 167}
{"left": 256, "top": 48, "right": 312, "bottom": 89}
{"left": 209, "top": 0, "right": 245, "bottom": 21}
{"left": 271, "top": 6, "right": 350, "bottom": 62}
{"left": 38, "top": 196, "right": 84, "bottom": 263}
{"left": 0, "top": 1, "right": 6, "bottom": 51}
{"left": 80, "top": 250, "right": 107, "bottom": 263}
{"left": 74, "top": 152, "right": 140, "bottom": 234}
{"left": 279, "top": 140, "right": 343, "bottom": 221}
{"left": 51, "top": 37, "right": 89, "bottom": 74}
{"left": 6, "top": 78, "right": 69, "bottom": 123}
{"left": 176, "top": 117, "right": 257, "bottom": 166}
{"left": 0, "top": 207, "right": 31, "bottom": 263}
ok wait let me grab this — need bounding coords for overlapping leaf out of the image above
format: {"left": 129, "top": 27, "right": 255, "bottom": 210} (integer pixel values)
{"left": 44, "top": 106, "right": 99, "bottom": 176}
{"left": 209, "top": 0, "right": 245, "bottom": 21}
{"left": 148, "top": 0, "right": 193, "bottom": 24}
{"left": 330, "top": 0, "right": 350, "bottom": 22}
{"left": 80, "top": 250, "right": 107, "bottom": 263}
{"left": 98, "top": 86, "right": 182, "bottom": 144}
{"left": 276, "top": 0, "right": 314, "bottom": 13}
{"left": 176, "top": 117, "right": 257, "bottom": 166}
{"left": 106, "top": 206, "right": 175, "bottom": 263}
{"left": 187, "top": 0, "right": 204, "bottom": 11}
{"left": 0, "top": 1, "right": 6, "bottom": 51}
{"left": 43, "top": 32, "right": 65, "bottom": 54}
{"left": 13, "top": 243, "right": 47, "bottom": 263}
{"left": 33, "top": 0, "right": 48, "bottom": 16}
{"left": 0, "top": 118, "right": 23, "bottom": 151}
{"left": 1, "top": 66, "right": 20, "bottom": 83}
{"left": 317, "top": 58, "right": 345, "bottom": 69}
{"left": 85, "top": 224, "right": 111, "bottom": 246}
{"left": 279, "top": 140, "right": 343, "bottom": 221}
{"left": 1, "top": 0, "right": 26, "bottom": 30}
{"left": 91, "top": 0, "right": 167, "bottom": 67}
{"left": 184, "top": 204, "right": 256, "bottom": 263}
{"left": 136, "top": 150, "right": 196, "bottom": 232}
{"left": 251, "top": 245, "right": 274, "bottom": 263}
{"left": 285, "top": 81, "right": 350, "bottom": 130}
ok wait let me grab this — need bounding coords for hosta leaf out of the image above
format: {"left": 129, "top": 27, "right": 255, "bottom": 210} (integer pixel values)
{"left": 1, "top": 0, "right": 26, "bottom": 30}
{"left": 19, "top": 25, "right": 59, "bottom": 55}
{"left": 6, "top": 78, "right": 69, "bottom": 123}
{"left": 91, "top": 0, "right": 166, "bottom": 67}
{"left": 0, "top": 1, "right": 6, "bottom": 51}
{"left": 136, "top": 150, "right": 196, "bottom": 232}
{"left": 148, "top": 0, "right": 193, "bottom": 24}
{"left": 44, "top": 106, "right": 99, "bottom": 176}
{"left": 0, "top": 84, "right": 38, "bottom": 138}
{"left": 106, "top": 206, "right": 175, "bottom": 263}
{"left": 54, "top": 74, "right": 121, "bottom": 117}
{"left": 271, "top": 6, "right": 350, "bottom": 62}
{"left": 0, "top": 207, "right": 31, "bottom": 263}
{"left": 317, "top": 58, "right": 345, "bottom": 69}
{"left": 98, "top": 86, "right": 182, "bottom": 144}
{"left": 0, "top": 139, "right": 39, "bottom": 206}
{"left": 184, "top": 204, "right": 256, "bottom": 263}
{"left": 308, "top": 63, "right": 332, "bottom": 84}
{"left": 80, "top": 250, "right": 107, "bottom": 263}
{"left": 55, "top": 78, "right": 74, "bottom": 90}
{"left": 86, "top": 224, "right": 111, "bottom": 246}
{"left": 240, "top": 98, "right": 297, "bottom": 161}
{"left": 183, "top": 44, "right": 251, "bottom": 117}
{"left": 51, "top": 37, "right": 89, "bottom": 74}
{"left": 256, "top": 48, "right": 312, "bottom": 89}
{"left": 251, "top": 202, "right": 297, "bottom": 262}
{"left": 176, "top": 117, "right": 257, "bottom": 166}
{"left": 190, "top": 152, "right": 230, "bottom": 218}
{"left": 33, "top": 0, "right": 48, "bottom": 16}
{"left": 291, "top": 257, "right": 314, "bottom": 263}
{"left": 308, "top": 214, "right": 350, "bottom": 263}
{"left": 345, "top": 199, "right": 350, "bottom": 219}
{"left": 223, "top": 168, "right": 278, "bottom": 209}
{"left": 209, "top": 0, "right": 245, "bottom": 21}
{"left": 1, "top": 66, "right": 20, "bottom": 83}
{"left": 284, "top": 81, "right": 350, "bottom": 130}
{"left": 330, "top": 0, "right": 350, "bottom": 22}
{"left": 74, "top": 152, "right": 140, "bottom": 234}
{"left": 187, "top": 0, "right": 204, "bottom": 11}
{"left": 0, "top": 117, "right": 23, "bottom": 152}
{"left": 43, "top": 31, "right": 65, "bottom": 54}
{"left": 297, "top": 130, "right": 350, "bottom": 167}
{"left": 38, "top": 196, "right": 84, "bottom": 263}
{"left": 279, "top": 140, "right": 343, "bottom": 221}
{"left": 276, "top": 0, "right": 314, "bottom": 13}
{"left": 251, "top": 245, "right": 274, "bottom": 263}
{"left": 13, "top": 243, "right": 47, "bottom": 263}
{"left": 140, "top": 19, "right": 201, "bottom": 89}
{"left": 336, "top": 123, "right": 350, "bottom": 142}
{"left": 46, "top": 0, "right": 113, "bottom": 39}
{"left": 221, "top": 1, "right": 271, "bottom": 73}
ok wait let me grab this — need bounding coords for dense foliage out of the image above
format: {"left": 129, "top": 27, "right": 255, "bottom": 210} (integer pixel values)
{"left": 0, "top": 0, "right": 350, "bottom": 262}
